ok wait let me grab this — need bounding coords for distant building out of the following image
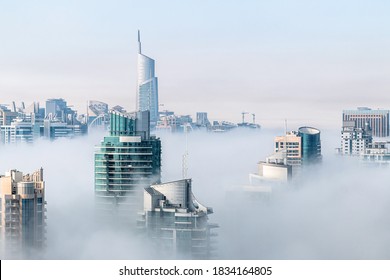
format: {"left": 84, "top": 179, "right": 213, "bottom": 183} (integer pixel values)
{"left": 274, "top": 127, "right": 321, "bottom": 168}
{"left": 361, "top": 140, "right": 390, "bottom": 165}
{"left": 1, "top": 100, "right": 87, "bottom": 144}
{"left": 298, "top": 127, "right": 322, "bottom": 165}
{"left": 340, "top": 120, "right": 372, "bottom": 155}
{"left": 0, "top": 168, "right": 46, "bottom": 259}
{"left": 1, "top": 118, "right": 34, "bottom": 144}
{"left": 140, "top": 179, "right": 217, "bottom": 259}
{"left": 43, "top": 120, "right": 86, "bottom": 140}
{"left": 243, "top": 151, "right": 291, "bottom": 201}
{"left": 45, "top": 98, "right": 67, "bottom": 121}
{"left": 156, "top": 114, "right": 193, "bottom": 132}
{"left": 196, "top": 112, "right": 210, "bottom": 127}
{"left": 87, "top": 100, "right": 109, "bottom": 129}
{"left": 210, "top": 121, "right": 237, "bottom": 133}
{"left": 343, "top": 107, "right": 390, "bottom": 137}
{"left": 0, "top": 105, "right": 18, "bottom": 126}
{"left": 156, "top": 115, "right": 177, "bottom": 132}
{"left": 274, "top": 132, "right": 302, "bottom": 166}
{"left": 250, "top": 152, "right": 292, "bottom": 184}
{"left": 94, "top": 110, "right": 161, "bottom": 226}
{"left": 136, "top": 31, "right": 159, "bottom": 128}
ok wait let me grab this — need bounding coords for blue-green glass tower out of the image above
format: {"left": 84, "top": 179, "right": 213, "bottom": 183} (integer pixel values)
{"left": 94, "top": 110, "right": 161, "bottom": 224}
{"left": 298, "top": 126, "right": 321, "bottom": 164}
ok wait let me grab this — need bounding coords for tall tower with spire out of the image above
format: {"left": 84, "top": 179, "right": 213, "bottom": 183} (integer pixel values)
{"left": 136, "top": 30, "right": 159, "bottom": 128}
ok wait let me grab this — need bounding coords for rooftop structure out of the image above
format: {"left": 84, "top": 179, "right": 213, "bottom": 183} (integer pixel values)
{"left": 0, "top": 168, "right": 46, "bottom": 259}
{"left": 298, "top": 126, "right": 322, "bottom": 165}
{"left": 140, "top": 179, "right": 217, "bottom": 259}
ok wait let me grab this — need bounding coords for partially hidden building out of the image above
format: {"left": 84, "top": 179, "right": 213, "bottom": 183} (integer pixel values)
{"left": 340, "top": 120, "right": 372, "bottom": 155}
{"left": 343, "top": 107, "right": 390, "bottom": 137}
{"left": 0, "top": 99, "right": 87, "bottom": 144}
{"left": 274, "top": 126, "right": 321, "bottom": 168}
{"left": 0, "top": 168, "right": 46, "bottom": 259}
{"left": 140, "top": 179, "right": 217, "bottom": 259}
{"left": 94, "top": 110, "right": 161, "bottom": 226}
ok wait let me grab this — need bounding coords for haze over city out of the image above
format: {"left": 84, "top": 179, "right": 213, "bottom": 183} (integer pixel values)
{"left": 1, "top": 0, "right": 390, "bottom": 261}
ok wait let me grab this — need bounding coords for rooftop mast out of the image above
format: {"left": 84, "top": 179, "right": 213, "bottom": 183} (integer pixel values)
{"left": 138, "top": 30, "right": 142, "bottom": 54}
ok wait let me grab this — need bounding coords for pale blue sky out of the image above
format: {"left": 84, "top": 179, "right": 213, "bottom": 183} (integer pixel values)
{"left": 1, "top": 0, "right": 390, "bottom": 128}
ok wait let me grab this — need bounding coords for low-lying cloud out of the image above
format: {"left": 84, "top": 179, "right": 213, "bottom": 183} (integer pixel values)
{"left": 1, "top": 127, "right": 389, "bottom": 259}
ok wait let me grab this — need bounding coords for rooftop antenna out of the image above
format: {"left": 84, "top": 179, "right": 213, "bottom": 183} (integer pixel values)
{"left": 182, "top": 125, "right": 189, "bottom": 179}
{"left": 86, "top": 101, "right": 89, "bottom": 125}
{"left": 284, "top": 119, "right": 288, "bottom": 164}
{"left": 138, "top": 30, "right": 142, "bottom": 54}
{"left": 285, "top": 119, "right": 288, "bottom": 135}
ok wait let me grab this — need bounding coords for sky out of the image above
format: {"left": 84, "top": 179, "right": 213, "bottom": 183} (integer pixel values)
{"left": 1, "top": 0, "right": 390, "bottom": 129}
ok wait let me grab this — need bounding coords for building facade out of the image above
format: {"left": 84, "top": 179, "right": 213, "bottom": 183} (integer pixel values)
{"left": 274, "top": 126, "right": 321, "bottom": 167}
{"left": 94, "top": 110, "right": 161, "bottom": 226}
{"left": 196, "top": 112, "right": 210, "bottom": 127}
{"left": 0, "top": 168, "right": 46, "bottom": 259}
{"left": 298, "top": 126, "right": 322, "bottom": 164}
{"left": 340, "top": 120, "right": 372, "bottom": 155}
{"left": 136, "top": 31, "right": 159, "bottom": 128}
{"left": 343, "top": 107, "right": 390, "bottom": 137}
{"left": 1, "top": 100, "right": 87, "bottom": 144}
{"left": 274, "top": 132, "right": 302, "bottom": 166}
{"left": 140, "top": 179, "right": 217, "bottom": 259}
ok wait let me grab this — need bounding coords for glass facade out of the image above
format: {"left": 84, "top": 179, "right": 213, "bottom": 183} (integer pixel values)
{"left": 298, "top": 127, "right": 322, "bottom": 164}
{"left": 94, "top": 111, "right": 161, "bottom": 224}
{"left": 136, "top": 33, "right": 159, "bottom": 127}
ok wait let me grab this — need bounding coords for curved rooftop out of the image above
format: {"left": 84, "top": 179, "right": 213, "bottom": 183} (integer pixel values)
{"left": 298, "top": 126, "right": 320, "bottom": 135}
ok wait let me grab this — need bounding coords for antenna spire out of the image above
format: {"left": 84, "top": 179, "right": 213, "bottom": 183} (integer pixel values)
{"left": 138, "top": 30, "right": 142, "bottom": 54}
{"left": 285, "top": 119, "right": 289, "bottom": 136}
{"left": 182, "top": 125, "right": 189, "bottom": 179}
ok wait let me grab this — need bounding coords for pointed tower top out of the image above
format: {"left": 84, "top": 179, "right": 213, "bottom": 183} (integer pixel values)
{"left": 138, "top": 30, "right": 141, "bottom": 54}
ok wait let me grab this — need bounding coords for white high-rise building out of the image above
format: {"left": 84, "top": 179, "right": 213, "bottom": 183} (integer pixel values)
{"left": 140, "top": 179, "right": 217, "bottom": 259}
{"left": 136, "top": 31, "right": 159, "bottom": 128}
{"left": 340, "top": 120, "right": 372, "bottom": 155}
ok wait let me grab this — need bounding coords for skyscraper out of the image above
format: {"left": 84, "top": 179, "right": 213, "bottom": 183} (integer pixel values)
{"left": 140, "top": 179, "right": 217, "bottom": 259}
{"left": 0, "top": 168, "right": 46, "bottom": 259}
{"left": 136, "top": 31, "right": 159, "bottom": 128}
{"left": 274, "top": 126, "right": 321, "bottom": 167}
{"left": 340, "top": 120, "right": 372, "bottom": 155}
{"left": 343, "top": 107, "right": 390, "bottom": 137}
{"left": 45, "top": 98, "right": 67, "bottom": 121}
{"left": 298, "top": 126, "right": 322, "bottom": 164}
{"left": 274, "top": 132, "right": 302, "bottom": 166}
{"left": 94, "top": 110, "right": 161, "bottom": 226}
